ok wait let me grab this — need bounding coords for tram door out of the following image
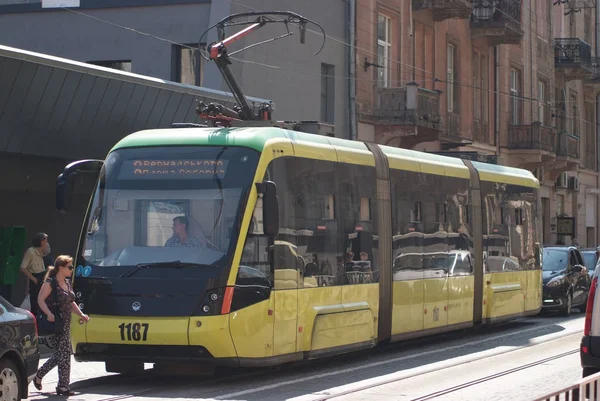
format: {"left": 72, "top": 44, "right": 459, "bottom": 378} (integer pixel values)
{"left": 272, "top": 241, "right": 299, "bottom": 356}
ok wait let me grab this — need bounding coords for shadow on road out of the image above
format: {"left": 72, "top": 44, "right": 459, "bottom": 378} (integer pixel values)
{"left": 55, "top": 313, "right": 583, "bottom": 401}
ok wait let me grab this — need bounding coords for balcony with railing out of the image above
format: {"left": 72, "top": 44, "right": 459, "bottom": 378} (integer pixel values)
{"left": 473, "top": 120, "right": 489, "bottom": 143}
{"left": 584, "top": 57, "right": 600, "bottom": 86}
{"left": 412, "top": 0, "right": 473, "bottom": 21}
{"left": 470, "top": 0, "right": 523, "bottom": 45}
{"left": 508, "top": 122, "right": 556, "bottom": 154}
{"left": 554, "top": 38, "right": 594, "bottom": 81}
{"left": 556, "top": 132, "right": 580, "bottom": 160}
{"left": 372, "top": 83, "right": 445, "bottom": 147}
{"left": 375, "top": 84, "right": 442, "bottom": 128}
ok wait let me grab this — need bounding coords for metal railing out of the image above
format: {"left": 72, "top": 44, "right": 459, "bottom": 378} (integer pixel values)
{"left": 473, "top": 120, "right": 489, "bottom": 143}
{"left": 508, "top": 123, "right": 556, "bottom": 153}
{"left": 554, "top": 38, "right": 593, "bottom": 71}
{"left": 557, "top": 131, "right": 580, "bottom": 159}
{"left": 533, "top": 369, "right": 600, "bottom": 400}
{"left": 375, "top": 86, "right": 442, "bottom": 130}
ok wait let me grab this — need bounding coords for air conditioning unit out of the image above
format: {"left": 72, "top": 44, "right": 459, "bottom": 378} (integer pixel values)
{"left": 533, "top": 167, "right": 545, "bottom": 182}
{"left": 556, "top": 172, "right": 568, "bottom": 189}
{"left": 568, "top": 176, "right": 580, "bottom": 191}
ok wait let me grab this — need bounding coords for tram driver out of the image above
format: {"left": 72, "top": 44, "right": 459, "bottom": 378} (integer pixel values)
{"left": 164, "top": 216, "right": 207, "bottom": 248}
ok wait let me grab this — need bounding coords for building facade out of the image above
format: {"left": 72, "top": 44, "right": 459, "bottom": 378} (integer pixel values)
{"left": 0, "top": 0, "right": 349, "bottom": 136}
{"left": 355, "top": 0, "right": 600, "bottom": 247}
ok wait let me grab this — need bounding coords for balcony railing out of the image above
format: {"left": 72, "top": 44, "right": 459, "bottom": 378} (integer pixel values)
{"left": 508, "top": 123, "right": 556, "bottom": 153}
{"left": 473, "top": 120, "right": 489, "bottom": 143}
{"left": 554, "top": 38, "right": 594, "bottom": 79}
{"left": 375, "top": 84, "right": 442, "bottom": 130}
{"left": 446, "top": 112, "right": 460, "bottom": 138}
{"left": 556, "top": 132, "right": 580, "bottom": 159}
{"left": 470, "top": 0, "right": 523, "bottom": 45}
{"left": 412, "top": 0, "right": 473, "bottom": 21}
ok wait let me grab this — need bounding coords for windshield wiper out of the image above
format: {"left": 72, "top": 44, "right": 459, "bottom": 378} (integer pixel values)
{"left": 119, "top": 261, "right": 210, "bottom": 278}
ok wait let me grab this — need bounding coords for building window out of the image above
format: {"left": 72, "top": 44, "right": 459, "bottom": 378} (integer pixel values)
{"left": 377, "top": 14, "right": 391, "bottom": 87}
{"left": 585, "top": 9, "right": 593, "bottom": 44}
{"left": 537, "top": 80, "right": 547, "bottom": 125}
{"left": 173, "top": 44, "right": 203, "bottom": 86}
{"left": 473, "top": 52, "right": 487, "bottom": 122}
{"left": 321, "top": 63, "right": 335, "bottom": 124}
{"left": 447, "top": 44, "right": 457, "bottom": 112}
{"left": 570, "top": 92, "right": 580, "bottom": 136}
{"left": 88, "top": 60, "right": 132, "bottom": 72}
{"left": 510, "top": 68, "right": 521, "bottom": 125}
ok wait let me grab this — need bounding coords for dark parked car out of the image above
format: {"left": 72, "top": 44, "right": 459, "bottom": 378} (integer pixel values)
{"left": 0, "top": 295, "right": 39, "bottom": 401}
{"left": 542, "top": 246, "right": 591, "bottom": 316}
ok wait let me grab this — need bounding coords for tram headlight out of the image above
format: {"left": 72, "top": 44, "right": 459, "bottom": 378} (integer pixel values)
{"left": 210, "top": 293, "right": 218, "bottom": 301}
{"left": 202, "top": 305, "right": 210, "bottom": 313}
{"left": 76, "top": 292, "right": 82, "bottom": 299}
{"left": 78, "top": 303, "right": 84, "bottom": 310}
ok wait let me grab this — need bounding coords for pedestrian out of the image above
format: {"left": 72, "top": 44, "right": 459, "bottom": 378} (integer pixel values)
{"left": 20, "top": 233, "right": 49, "bottom": 317}
{"left": 33, "top": 255, "right": 89, "bottom": 396}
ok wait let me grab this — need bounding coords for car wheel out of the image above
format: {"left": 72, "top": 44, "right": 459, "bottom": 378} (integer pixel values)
{"left": 0, "top": 358, "right": 21, "bottom": 401}
{"left": 562, "top": 293, "right": 572, "bottom": 317}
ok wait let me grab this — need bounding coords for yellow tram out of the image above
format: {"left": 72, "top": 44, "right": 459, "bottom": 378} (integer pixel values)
{"left": 55, "top": 126, "right": 542, "bottom": 373}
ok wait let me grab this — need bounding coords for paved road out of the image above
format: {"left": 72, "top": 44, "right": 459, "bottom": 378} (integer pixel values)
{"left": 28, "top": 312, "right": 585, "bottom": 401}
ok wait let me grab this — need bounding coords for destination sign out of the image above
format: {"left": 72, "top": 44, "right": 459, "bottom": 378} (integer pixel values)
{"left": 119, "top": 159, "right": 229, "bottom": 180}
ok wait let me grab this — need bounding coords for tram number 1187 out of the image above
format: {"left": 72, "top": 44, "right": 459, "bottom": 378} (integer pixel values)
{"left": 118, "top": 323, "right": 149, "bottom": 341}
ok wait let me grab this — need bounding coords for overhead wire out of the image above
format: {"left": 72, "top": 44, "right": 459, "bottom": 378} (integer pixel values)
{"left": 57, "top": 2, "right": 595, "bottom": 126}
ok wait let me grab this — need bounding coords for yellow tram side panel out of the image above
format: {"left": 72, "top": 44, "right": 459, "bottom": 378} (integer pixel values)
{"left": 224, "top": 138, "right": 294, "bottom": 360}
{"left": 294, "top": 138, "right": 379, "bottom": 354}
{"left": 525, "top": 269, "right": 543, "bottom": 312}
{"left": 386, "top": 152, "right": 474, "bottom": 337}
{"left": 482, "top": 271, "right": 527, "bottom": 321}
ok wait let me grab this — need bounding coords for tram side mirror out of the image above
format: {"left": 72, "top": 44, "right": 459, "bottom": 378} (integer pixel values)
{"left": 534, "top": 242, "right": 541, "bottom": 269}
{"left": 259, "top": 181, "right": 279, "bottom": 237}
{"left": 57, "top": 159, "right": 104, "bottom": 213}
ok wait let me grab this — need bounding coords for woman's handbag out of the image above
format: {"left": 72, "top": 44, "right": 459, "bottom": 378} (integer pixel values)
{"left": 19, "top": 294, "right": 30, "bottom": 311}
{"left": 37, "top": 279, "right": 63, "bottom": 336}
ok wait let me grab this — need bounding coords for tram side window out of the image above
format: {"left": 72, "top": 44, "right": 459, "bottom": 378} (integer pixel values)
{"left": 336, "top": 163, "right": 379, "bottom": 285}
{"left": 505, "top": 184, "right": 537, "bottom": 271}
{"left": 391, "top": 168, "right": 425, "bottom": 281}
{"left": 239, "top": 195, "right": 272, "bottom": 281}
{"left": 481, "top": 181, "right": 510, "bottom": 273}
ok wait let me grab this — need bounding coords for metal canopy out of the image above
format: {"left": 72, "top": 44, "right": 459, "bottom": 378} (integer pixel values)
{"left": 0, "top": 44, "right": 272, "bottom": 159}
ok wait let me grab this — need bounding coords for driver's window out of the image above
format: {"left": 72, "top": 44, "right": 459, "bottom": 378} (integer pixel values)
{"left": 137, "top": 200, "right": 190, "bottom": 246}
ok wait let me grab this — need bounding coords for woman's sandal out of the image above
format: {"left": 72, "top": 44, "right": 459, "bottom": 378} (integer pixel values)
{"left": 33, "top": 376, "right": 42, "bottom": 391}
{"left": 56, "top": 386, "right": 75, "bottom": 396}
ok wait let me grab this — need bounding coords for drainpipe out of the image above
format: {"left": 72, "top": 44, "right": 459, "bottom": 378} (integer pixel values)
{"left": 348, "top": 0, "right": 357, "bottom": 141}
{"left": 529, "top": 2, "right": 533, "bottom": 126}
{"left": 494, "top": 45, "right": 499, "bottom": 152}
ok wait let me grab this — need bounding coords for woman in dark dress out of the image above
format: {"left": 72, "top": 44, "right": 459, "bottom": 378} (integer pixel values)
{"left": 33, "top": 255, "right": 89, "bottom": 396}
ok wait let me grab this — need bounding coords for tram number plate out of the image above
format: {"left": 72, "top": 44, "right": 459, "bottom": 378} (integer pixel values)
{"left": 118, "top": 322, "right": 149, "bottom": 342}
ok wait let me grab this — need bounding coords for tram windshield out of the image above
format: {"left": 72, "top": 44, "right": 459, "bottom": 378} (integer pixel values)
{"left": 78, "top": 145, "right": 259, "bottom": 278}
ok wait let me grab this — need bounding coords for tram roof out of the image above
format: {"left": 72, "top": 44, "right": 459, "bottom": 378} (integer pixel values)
{"left": 113, "top": 126, "right": 539, "bottom": 189}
